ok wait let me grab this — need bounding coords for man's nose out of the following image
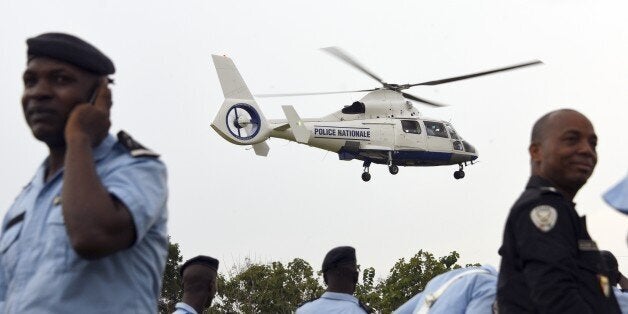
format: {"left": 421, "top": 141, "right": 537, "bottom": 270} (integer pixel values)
{"left": 577, "top": 139, "right": 596, "bottom": 157}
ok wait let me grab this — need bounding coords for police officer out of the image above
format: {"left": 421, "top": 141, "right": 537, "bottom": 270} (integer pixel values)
{"left": 0, "top": 33, "right": 168, "bottom": 312}
{"left": 394, "top": 265, "right": 498, "bottom": 314}
{"left": 173, "top": 255, "right": 219, "bottom": 314}
{"left": 497, "top": 109, "right": 620, "bottom": 313}
{"left": 296, "top": 246, "right": 371, "bottom": 313}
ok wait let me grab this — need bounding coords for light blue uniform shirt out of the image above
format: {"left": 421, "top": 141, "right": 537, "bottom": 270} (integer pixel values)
{"left": 296, "top": 291, "right": 368, "bottom": 314}
{"left": 604, "top": 174, "right": 628, "bottom": 214}
{"left": 0, "top": 134, "right": 168, "bottom": 313}
{"left": 394, "top": 265, "right": 497, "bottom": 314}
{"left": 173, "top": 302, "right": 198, "bottom": 314}
{"left": 615, "top": 287, "right": 628, "bottom": 314}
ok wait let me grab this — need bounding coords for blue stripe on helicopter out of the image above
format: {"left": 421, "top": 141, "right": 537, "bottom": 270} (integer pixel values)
{"left": 394, "top": 150, "right": 453, "bottom": 161}
{"left": 338, "top": 149, "right": 453, "bottom": 162}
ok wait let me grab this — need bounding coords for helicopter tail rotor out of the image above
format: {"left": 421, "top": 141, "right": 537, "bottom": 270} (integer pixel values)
{"left": 211, "top": 55, "right": 270, "bottom": 154}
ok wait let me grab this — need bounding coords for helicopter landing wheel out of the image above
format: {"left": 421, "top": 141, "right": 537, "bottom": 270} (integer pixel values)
{"left": 389, "top": 165, "right": 399, "bottom": 175}
{"left": 362, "top": 172, "right": 371, "bottom": 182}
{"left": 454, "top": 170, "right": 465, "bottom": 180}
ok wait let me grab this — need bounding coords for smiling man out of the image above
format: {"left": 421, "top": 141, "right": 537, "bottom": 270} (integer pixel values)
{"left": 0, "top": 33, "right": 168, "bottom": 313}
{"left": 496, "top": 109, "right": 620, "bottom": 313}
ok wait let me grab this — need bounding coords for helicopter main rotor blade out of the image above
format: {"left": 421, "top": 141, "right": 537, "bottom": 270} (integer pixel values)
{"left": 321, "top": 46, "right": 386, "bottom": 85}
{"left": 255, "top": 88, "right": 378, "bottom": 98}
{"left": 408, "top": 60, "right": 543, "bottom": 87}
{"left": 401, "top": 92, "right": 447, "bottom": 107}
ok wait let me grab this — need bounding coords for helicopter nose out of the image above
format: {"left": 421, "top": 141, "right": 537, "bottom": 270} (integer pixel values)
{"left": 462, "top": 141, "right": 478, "bottom": 159}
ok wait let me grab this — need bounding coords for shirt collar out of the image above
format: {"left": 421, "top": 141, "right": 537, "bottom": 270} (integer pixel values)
{"left": 321, "top": 291, "right": 360, "bottom": 305}
{"left": 92, "top": 134, "right": 116, "bottom": 162}
{"left": 526, "top": 175, "right": 554, "bottom": 190}
{"left": 36, "top": 134, "right": 116, "bottom": 185}
{"left": 526, "top": 175, "right": 575, "bottom": 205}
{"left": 174, "top": 302, "right": 198, "bottom": 314}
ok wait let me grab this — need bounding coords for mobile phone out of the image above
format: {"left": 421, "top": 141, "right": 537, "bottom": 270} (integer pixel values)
{"left": 87, "top": 77, "right": 114, "bottom": 105}
{"left": 87, "top": 81, "right": 100, "bottom": 105}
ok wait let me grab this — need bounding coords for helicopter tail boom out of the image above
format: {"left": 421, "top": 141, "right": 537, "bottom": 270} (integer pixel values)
{"left": 211, "top": 55, "right": 270, "bottom": 152}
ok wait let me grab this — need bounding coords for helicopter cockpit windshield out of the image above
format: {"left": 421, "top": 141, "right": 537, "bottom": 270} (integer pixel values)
{"left": 341, "top": 101, "right": 365, "bottom": 114}
{"left": 445, "top": 124, "right": 460, "bottom": 140}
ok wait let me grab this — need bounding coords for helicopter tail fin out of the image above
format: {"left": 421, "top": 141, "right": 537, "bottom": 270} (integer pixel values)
{"left": 211, "top": 55, "right": 270, "bottom": 153}
{"left": 282, "top": 105, "right": 310, "bottom": 143}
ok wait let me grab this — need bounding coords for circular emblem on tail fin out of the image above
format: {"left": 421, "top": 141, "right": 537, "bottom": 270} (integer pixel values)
{"left": 225, "top": 103, "right": 261, "bottom": 140}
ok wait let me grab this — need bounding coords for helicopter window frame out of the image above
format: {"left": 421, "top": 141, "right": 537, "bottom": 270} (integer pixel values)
{"left": 341, "top": 101, "right": 366, "bottom": 114}
{"left": 446, "top": 125, "right": 460, "bottom": 140}
{"left": 401, "top": 120, "right": 422, "bottom": 134}
{"left": 424, "top": 121, "right": 449, "bottom": 138}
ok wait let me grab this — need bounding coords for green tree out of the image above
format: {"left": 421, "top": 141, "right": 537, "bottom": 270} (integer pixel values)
{"left": 355, "top": 266, "right": 380, "bottom": 312}
{"left": 159, "top": 237, "right": 183, "bottom": 314}
{"left": 373, "top": 250, "right": 464, "bottom": 313}
{"left": 210, "top": 258, "right": 324, "bottom": 313}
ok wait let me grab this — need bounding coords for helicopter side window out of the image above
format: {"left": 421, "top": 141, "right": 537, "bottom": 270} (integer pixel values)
{"left": 424, "top": 121, "right": 448, "bottom": 138}
{"left": 341, "top": 101, "right": 366, "bottom": 114}
{"left": 453, "top": 141, "right": 463, "bottom": 151}
{"left": 401, "top": 120, "right": 421, "bottom": 134}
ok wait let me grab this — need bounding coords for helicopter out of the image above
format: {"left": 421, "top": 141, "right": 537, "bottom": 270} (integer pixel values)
{"left": 210, "top": 48, "right": 541, "bottom": 181}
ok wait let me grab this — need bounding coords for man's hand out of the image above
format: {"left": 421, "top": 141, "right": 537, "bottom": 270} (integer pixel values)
{"left": 64, "top": 78, "right": 111, "bottom": 147}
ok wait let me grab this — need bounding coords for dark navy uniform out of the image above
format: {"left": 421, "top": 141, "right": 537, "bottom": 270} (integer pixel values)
{"left": 497, "top": 176, "right": 620, "bottom": 313}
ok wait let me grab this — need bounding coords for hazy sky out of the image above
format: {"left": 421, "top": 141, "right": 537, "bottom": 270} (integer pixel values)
{"left": 1, "top": 0, "right": 626, "bottom": 279}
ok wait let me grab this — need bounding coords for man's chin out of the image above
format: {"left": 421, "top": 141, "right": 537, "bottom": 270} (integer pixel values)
{"left": 565, "top": 173, "right": 591, "bottom": 190}
{"left": 32, "top": 129, "right": 65, "bottom": 148}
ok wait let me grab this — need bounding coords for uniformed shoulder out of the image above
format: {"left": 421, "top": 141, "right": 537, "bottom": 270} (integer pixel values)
{"left": 297, "top": 296, "right": 320, "bottom": 309}
{"left": 513, "top": 187, "right": 568, "bottom": 215}
{"left": 510, "top": 187, "right": 573, "bottom": 233}
{"left": 116, "top": 130, "right": 160, "bottom": 158}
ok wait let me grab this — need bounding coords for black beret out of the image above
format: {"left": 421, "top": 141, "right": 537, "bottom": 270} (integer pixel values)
{"left": 322, "top": 246, "right": 356, "bottom": 273}
{"left": 26, "top": 32, "right": 115, "bottom": 75}
{"left": 180, "top": 255, "right": 219, "bottom": 276}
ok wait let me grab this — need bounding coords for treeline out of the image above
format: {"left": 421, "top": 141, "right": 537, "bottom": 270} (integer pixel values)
{"left": 159, "top": 239, "right": 479, "bottom": 313}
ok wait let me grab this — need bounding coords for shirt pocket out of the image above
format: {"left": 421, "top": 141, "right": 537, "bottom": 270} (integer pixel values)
{"left": 43, "top": 206, "right": 71, "bottom": 272}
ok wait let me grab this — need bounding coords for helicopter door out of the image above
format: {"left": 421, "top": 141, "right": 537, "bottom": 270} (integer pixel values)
{"left": 396, "top": 120, "right": 424, "bottom": 148}
{"left": 424, "top": 121, "right": 452, "bottom": 152}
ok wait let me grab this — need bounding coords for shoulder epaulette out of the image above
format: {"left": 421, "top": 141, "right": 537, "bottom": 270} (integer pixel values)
{"left": 117, "top": 130, "right": 160, "bottom": 158}
{"left": 538, "top": 186, "right": 560, "bottom": 195}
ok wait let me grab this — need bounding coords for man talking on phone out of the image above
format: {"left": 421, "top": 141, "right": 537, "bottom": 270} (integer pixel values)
{"left": 0, "top": 32, "right": 168, "bottom": 313}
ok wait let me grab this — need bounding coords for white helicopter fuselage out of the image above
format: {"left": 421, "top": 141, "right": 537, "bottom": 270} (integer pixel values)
{"left": 267, "top": 90, "right": 477, "bottom": 167}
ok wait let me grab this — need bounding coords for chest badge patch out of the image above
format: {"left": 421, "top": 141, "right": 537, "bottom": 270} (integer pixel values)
{"left": 530, "top": 205, "right": 558, "bottom": 232}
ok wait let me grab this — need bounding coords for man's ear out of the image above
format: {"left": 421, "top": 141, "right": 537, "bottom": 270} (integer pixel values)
{"left": 352, "top": 270, "right": 359, "bottom": 284}
{"left": 205, "top": 278, "right": 217, "bottom": 309}
{"left": 529, "top": 143, "right": 541, "bottom": 163}
{"left": 323, "top": 273, "right": 328, "bottom": 285}
{"left": 209, "top": 278, "right": 217, "bottom": 297}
